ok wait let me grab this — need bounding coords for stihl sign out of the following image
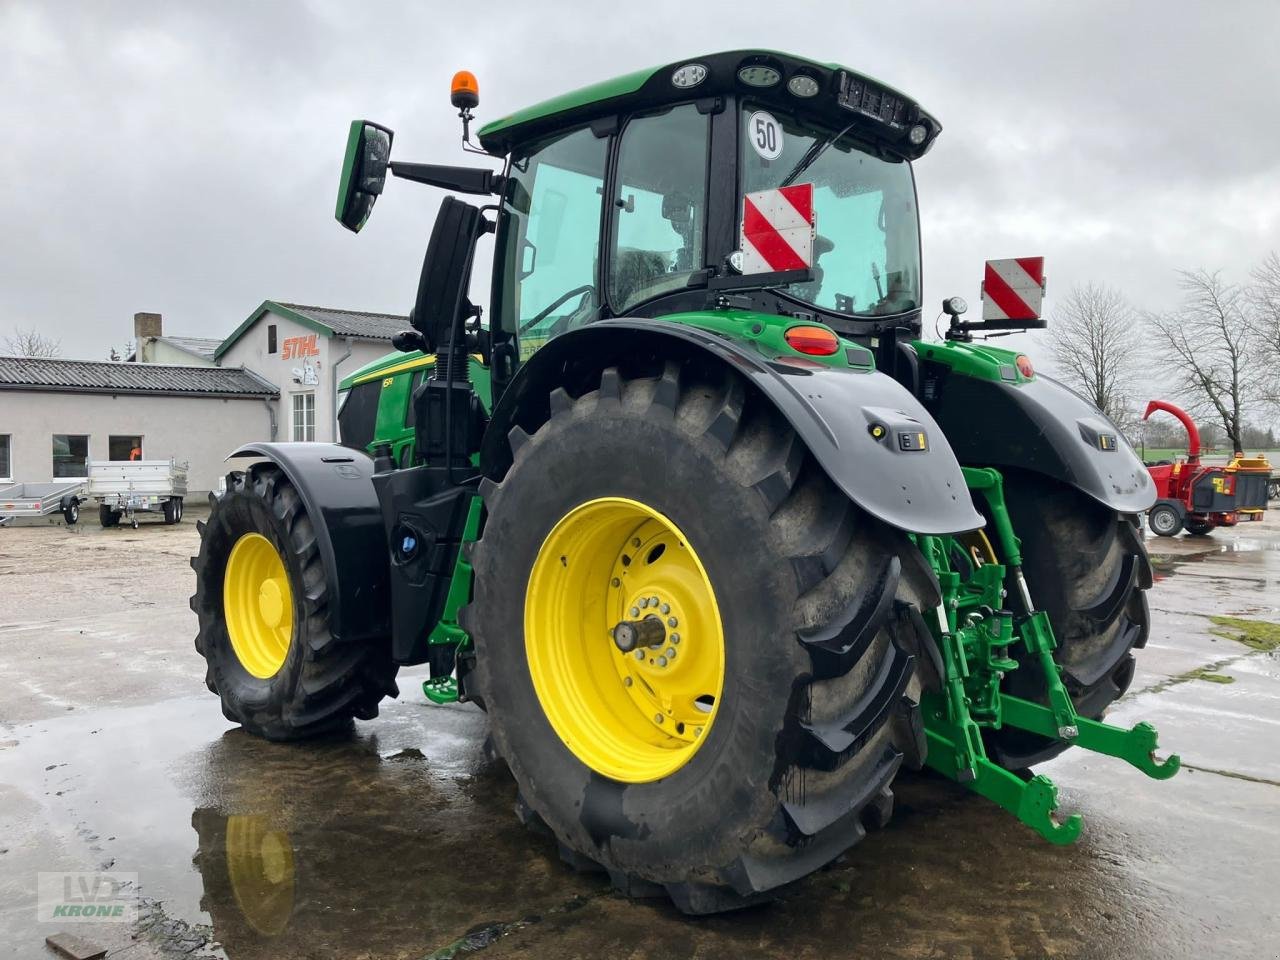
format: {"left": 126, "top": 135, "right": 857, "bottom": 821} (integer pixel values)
{"left": 981, "top": 257, "right": 1046, "bottom": 321}
{"left": 281, "top": 334, "right": 320, "bottom": 360}
{"left": 740, "top": 184, "right": 814, "bottom": 274}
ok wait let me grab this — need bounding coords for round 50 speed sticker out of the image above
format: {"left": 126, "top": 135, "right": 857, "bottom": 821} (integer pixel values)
{"left": 747, "top": 110, "right": 784, "bottom": 161}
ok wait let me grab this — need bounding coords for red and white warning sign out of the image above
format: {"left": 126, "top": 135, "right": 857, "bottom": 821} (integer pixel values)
{"left": 981, "top": 257, "right": 1046, "bottom": 321}
{"left": 740, "top": 183, "right": 814, "bottom": 275}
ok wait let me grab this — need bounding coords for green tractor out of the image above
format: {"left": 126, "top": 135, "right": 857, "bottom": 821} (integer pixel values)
{"left": 191, "top": 50, "right": 1178, "bottom": 914}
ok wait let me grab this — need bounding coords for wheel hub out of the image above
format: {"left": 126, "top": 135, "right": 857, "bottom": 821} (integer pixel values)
{"left": 258, "top": 578, "right": 286, "bottom": 628}
{"left": 223, "top": 532, "right": 294, "bottom": 679}
{"left": 525, "top": 497, "right": 725, "bottom": 783}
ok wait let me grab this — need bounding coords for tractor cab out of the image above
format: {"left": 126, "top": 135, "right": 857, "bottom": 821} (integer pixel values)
{"left": 337, "top": 51, "right": 942, "bottom": 397}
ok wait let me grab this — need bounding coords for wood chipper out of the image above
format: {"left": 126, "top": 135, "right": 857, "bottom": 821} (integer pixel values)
{"left": 1143, "top": 399, "right": 1271, "bottom": 536}
{"left": 191, "top": 51, "right": 1178, "bottom": 914}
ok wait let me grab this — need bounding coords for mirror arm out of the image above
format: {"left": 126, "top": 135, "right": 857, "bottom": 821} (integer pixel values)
{"left": 389, "top": 161, "right": 504, "bottom": 196}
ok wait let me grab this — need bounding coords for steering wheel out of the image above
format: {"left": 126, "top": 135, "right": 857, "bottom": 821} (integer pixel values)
{"left": 519, "top": 285, "right": 596, "bottom": 334}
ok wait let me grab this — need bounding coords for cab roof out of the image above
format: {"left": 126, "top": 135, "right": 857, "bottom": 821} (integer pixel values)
{"left": 477, "top": 49, "right": 940, "bottom": 160}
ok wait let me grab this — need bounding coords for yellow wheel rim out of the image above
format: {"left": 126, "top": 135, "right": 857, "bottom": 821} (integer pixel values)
{"left": 525, "top": 497, "right": 725, "bottom": 783}
{"left": 223, "top": 532, "right": 294, "bottom": 679}
{"left": 225, "top": 815, "right": 295, "bottom": 936}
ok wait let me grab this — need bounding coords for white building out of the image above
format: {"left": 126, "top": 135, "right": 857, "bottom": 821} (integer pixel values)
{"left": 214, "top": 301, "right": 407, "bottom": 443}
{"left": 0, "top": 355, "right": 277, "bottom": 493}
{"left": 0, "top": 304, "right": 407, "bottom": 494}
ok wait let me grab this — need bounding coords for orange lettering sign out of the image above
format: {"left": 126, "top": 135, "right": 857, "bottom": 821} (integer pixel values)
{"left": 281, "top": 334, "right": 320, "bottom": 360}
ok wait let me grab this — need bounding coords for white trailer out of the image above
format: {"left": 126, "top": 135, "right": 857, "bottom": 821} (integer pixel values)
{"left": 88, "top": 459, "right": 189, "bottom": 528}
{"left": 0, "top": 481, "right": 86, "bottom": 526}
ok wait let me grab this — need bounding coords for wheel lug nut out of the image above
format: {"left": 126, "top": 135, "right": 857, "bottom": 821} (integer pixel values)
{"left": 630, "top": 606, "right": 640, "bottom": 617}
{"left": 668, "top": 617, "right": 678, "bottom": 628}
{"left": 632, "top": 538, "right": 642, "bottom": 547}
{"left": 655, "top": 713, "right": 664, "bottom": 724}
{"left": 633, "top": 650, "right": 644, "bottom": 661}
{"left": 623, "top": 676, "right": 632, "bottom": 687}
{"left": 670, "top": 633, "right": 680, "bottom": 644}
{"left": 665, "top": 647, "right": 676, "bottom": 660}
{"left": 638, "top": 597, "right": 648, "bottom": 609}
{"left": 611, "top": 577, "right": 620, "bottom": 587}
{"left": 660, "top": 603, "right": 670, "bottom": 614}
{"left": 657, "top": 656, "right": 668, "bottom": 667}
{"left": 648, "top": 596, "right": 658, "bottom": 607}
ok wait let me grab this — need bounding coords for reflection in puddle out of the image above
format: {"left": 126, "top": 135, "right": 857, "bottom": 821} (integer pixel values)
{"left": 194, "top": 812, "right": 296, "bottom": 940}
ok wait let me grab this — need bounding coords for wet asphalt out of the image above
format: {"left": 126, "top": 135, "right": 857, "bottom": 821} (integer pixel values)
{"left": 0, "top": 508, "right": 1277, "bottom": 959}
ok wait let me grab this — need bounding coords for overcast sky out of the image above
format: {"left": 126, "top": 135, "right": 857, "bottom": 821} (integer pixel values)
{"left": 3, "top": 0, "right": 1279, "bottom": 365}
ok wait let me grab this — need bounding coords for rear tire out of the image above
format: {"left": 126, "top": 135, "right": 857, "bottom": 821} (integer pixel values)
{"left": 99, "top": 504, "right": 120, "bottom": 528}
{"left": 465, "top": 361, "right": 934, "bottom": 914}
{"left": 62, "top": 500, "right": 79, "bottom": 525}
{"left": 190, "top": 465, "right": 398, "bottom": 741}
{"left": 163, "top": 499, "right": 178, "bottom": 524}
{"left": 985, "top": 473, "right": 1152, "bottom": 770}
{"left": 1184, "top": 517, "right": 1214, "bottom": 536}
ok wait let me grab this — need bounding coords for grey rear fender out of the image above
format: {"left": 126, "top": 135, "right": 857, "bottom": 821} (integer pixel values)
{"left": 483, "top": 320, "right": 984, "bottom": 536}
{"left": 918, "top": 363, "right": 1157, "bottom": 515}
{"left": 226, "top": 442, "right": 391, "bottom": 644}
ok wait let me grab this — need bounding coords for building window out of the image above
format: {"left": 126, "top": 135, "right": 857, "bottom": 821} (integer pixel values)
{"left": 291, "top": 392, "right": 316, "bottom": 441}
{"left": 0, "top": 434, "right": 11, "bottom": 481}
{"left": 52, "top": 434, "right": 89, "bottom": 478}
{"left": 268, "top": 323, "right": 278, "bottom": 354}
{"left": 109, "top": 435, "right": 143, "bottom": 461}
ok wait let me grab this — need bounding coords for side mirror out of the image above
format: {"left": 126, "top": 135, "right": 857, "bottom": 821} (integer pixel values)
{"left": 335, "top": 120, "right": 394, "bottom": 233}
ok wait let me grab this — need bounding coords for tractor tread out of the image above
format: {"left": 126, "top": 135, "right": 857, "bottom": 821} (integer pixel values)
{"left": 781, "top": 745, "right": 902, "bottom": 837}
{"left": 797, "top": 642, "right": 914, "bottom": 768}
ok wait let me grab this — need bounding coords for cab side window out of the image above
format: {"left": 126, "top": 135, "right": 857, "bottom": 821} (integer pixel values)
{"left": 608, "top": 104, "right": 709, "bottom": 314}
{"left": 498, "top": 126, "right": 607, "bottom": 359}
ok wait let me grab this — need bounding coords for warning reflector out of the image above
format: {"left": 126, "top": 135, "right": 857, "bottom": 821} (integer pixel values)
{"left": 981, "top": 257, "right": 1045, "bottom": 321}
{"left": 740, "top": 184, "right": 814, "bottom": 275}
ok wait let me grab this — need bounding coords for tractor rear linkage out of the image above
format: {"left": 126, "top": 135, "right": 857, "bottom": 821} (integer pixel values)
{"left": 915, "top": 467, "right": 1179, "bottom": 843}
{"left": 420, "top": 467, "right": 1179, "bottom": 844}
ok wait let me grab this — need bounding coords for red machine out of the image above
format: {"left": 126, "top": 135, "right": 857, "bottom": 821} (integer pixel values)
{"left": 1142, "top": 399, "right": 1271, "bottom": 536}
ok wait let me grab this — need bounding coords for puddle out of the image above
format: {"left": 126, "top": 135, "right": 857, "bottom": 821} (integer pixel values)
{"left": 0, "top": 695, "right": 604, "bottom": 959}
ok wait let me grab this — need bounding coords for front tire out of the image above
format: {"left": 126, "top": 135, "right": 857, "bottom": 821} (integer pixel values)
{"left": 99, "top": 504, "right": 120, "bottom": 528}
{"left": 190, "top": 465, "right": 398, "bottom": 740}
{"left": 466, "top": 362, "right": 932, "bottom": 913}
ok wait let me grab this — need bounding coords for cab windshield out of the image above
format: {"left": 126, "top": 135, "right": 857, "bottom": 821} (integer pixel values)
{"left": 741, "top": 106, "right": 921, "bottom": 318}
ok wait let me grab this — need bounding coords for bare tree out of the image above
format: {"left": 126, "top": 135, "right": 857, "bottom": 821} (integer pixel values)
{"left": 1146, "top": 269, "right": 1262, "bottom": 453}
{"left": 1047, "top": 283, "right": 1145, "bottom": 424}
{"left": 1248, "top": 250, "right": 1280, "bottom": 406}
{"left": 2, "top": 326, "right": 62, "bottom": 358}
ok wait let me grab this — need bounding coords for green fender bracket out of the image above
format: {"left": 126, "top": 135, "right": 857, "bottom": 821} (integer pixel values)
{"left": 421, "top": 495, "right": 484, "bottom": 706}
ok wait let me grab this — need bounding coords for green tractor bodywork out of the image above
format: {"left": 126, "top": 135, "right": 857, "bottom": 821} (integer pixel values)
{"left": 199, "top": 49, "right": 1174, "bottom": 911}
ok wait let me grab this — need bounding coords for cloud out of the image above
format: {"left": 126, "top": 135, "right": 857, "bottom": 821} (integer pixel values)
{"left": 1, "top": 0, "right": 1277, "bottom": 364}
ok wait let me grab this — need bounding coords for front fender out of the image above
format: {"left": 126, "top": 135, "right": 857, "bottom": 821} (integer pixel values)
{"left": 226, "top": 442, "right": 390, "bottom": 644}
{"left": 483, "top": 321, "right": 983, "bottom": 535}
